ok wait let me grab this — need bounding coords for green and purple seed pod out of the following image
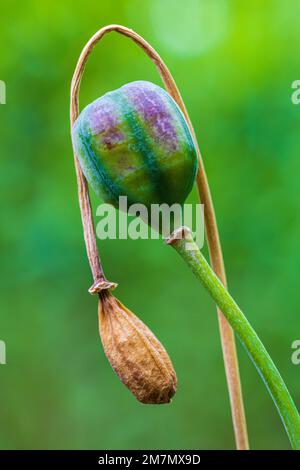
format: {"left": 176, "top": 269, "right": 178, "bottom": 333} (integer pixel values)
{"left": 72, "top": 81, "right": 198, "bottom": 214}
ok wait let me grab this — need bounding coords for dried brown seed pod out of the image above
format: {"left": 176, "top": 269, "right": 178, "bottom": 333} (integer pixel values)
{"left": 98, "top": 291, "right": 177, "bottom": 404}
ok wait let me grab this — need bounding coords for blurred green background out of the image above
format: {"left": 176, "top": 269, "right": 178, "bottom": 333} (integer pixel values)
{"left": 1, "top": 0, "right": 300, "bottom": 450}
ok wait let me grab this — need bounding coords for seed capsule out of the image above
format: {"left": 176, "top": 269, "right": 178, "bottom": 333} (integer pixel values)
{"left": 98, "top": 291, "right": 177, "bottom": 404}
{"left": 72, "top": 81, "right": 197, "bottom": 212}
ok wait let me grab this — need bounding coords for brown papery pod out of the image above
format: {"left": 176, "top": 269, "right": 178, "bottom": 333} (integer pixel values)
{"left": 98, "top": 291, "right": 177, "bottom": 404}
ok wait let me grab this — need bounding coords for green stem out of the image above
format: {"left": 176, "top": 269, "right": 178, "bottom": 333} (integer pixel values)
{"left": 167, "top": 227, "right": 300, "bottom": 449}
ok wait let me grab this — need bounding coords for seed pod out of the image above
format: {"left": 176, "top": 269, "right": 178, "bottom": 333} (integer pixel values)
{"left": 98, "top": 291, "right": 177, "bottom": 404}
{"left": 72, "top": 81, "right": 197, "bottom": 212}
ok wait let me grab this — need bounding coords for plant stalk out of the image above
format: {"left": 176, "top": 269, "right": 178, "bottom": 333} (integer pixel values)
{"left": 193, "top": 126, "right": 248, "bottom": 450}
{"left": 167, "top": 227, "right": 300, "bottom": 450}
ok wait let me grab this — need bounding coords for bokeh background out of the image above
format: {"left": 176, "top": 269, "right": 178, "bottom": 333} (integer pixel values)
{"left": 1, "top": 0, "right": 300, "bottom": 450}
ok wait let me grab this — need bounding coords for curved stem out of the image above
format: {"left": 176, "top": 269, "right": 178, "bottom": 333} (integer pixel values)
{"left": 195, "top": 132, "right": 248, "bottom": 450}
{"left": 167, "top": 227, "right": 300, "bottom": 450}
{"left": 70, "top": 24, "right": 248, "bottom": 448}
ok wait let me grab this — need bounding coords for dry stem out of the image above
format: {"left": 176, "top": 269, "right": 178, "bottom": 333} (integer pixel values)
{"left": 69, "top": 24, "right": 248, "bottom": 449}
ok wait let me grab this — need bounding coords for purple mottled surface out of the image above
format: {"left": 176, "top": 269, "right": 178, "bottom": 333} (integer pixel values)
{"left": 73, "top": 80, "right": 197, "bottom": 209}
{"left": 124, "top": 82, "right": 179, "bottom": 153}
{"left": 88, "top": 99, "right": 125, "bottom": 149}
